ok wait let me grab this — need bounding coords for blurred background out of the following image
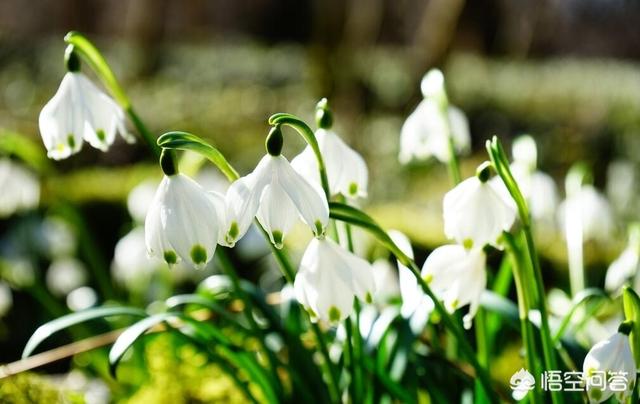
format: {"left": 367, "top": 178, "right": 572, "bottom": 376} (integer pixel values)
{"left": 1, "top": 0, "right": 640, "bottom": 401}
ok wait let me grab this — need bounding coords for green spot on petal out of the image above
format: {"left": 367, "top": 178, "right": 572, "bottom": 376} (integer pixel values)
{"left": 225, "top": 221, "right": 239, "bottom": 245}
{"left": 67, "top": 134, "right": 76, "bottom": 149}
{"left": 365, "top": 292, "right": 373, "bottom": 304}
{"left": 328, "top": 306, "right": 341, "bottom": 322}
{"left": 272, "top": 230, "right": 284, "bottom": 249}
{"left": 163, "top": 250, "right": 177, "bottom": 265}
{"left": 190, "top": 245, "right": 207, "bottom": 266}
{"left": 590, "top": 388, "right": 602, "bottom": 401}
{"left": 463, "top": 238, "right": 474, "bottom": 249}
{"left": 423, "top": 273, "right": 433, "bottom": 284}
{"left": 450, "top": 299, "right": 459, "bottom": 309}
{"left": 348, "top": 182, "right": 358, "bottom": 196}
{"left": 96, "top": 129, "right": 106, "bottom": 142}
{"left": 314, "top": 220, "right": 324, "bottom": 236}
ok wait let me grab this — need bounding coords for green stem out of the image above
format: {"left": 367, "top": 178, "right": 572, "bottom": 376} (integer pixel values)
{"left": 126, "top": 107, "right": 161, "bottom": 158}
{"left": 157, "top": 130, "right": 340, "bottom": 402}
{"left": 260, "top": 223, "right": 341, "bottom": 403}
{"left": 328, "top": 202, "right": 497, "bottom": 401}
{"left": 487, "top": 137, "right": 561, "bottom": 404}
{"left": 503, "top": 231, "right": 542, "bottom": 404}
{"left": 55, "top": 201, "right": 115, "bottom": 300}
{"left": 216, "top": 249, "right": 284, "bottom": 400}
{"left": 474, "top": 309, "right": 489, "bottom": 404}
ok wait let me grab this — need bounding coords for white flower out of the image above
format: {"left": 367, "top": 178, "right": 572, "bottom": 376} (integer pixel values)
{"left": 39, "top": 72, "right": 133, "bottom": 160}
{"left": 112, "top": 226, "right": 160, "bottom": 285}
{"left": 605, "top": 247, "right": 640, "bottom": 293}
{"left": 371, "top": 259, "right": 400, "bottom": 304}
{"left": 66, "top": 286, "right": 98, "bottom": 312}
{"left": 443, "top": 176, "right": 516, "bottom": 248}
{"left": 294, "top": 238, "right": 376, "bottom": 323}
{"left": 223, "top": 154, "right": 329, "bottom": 248}
{"left": 145, "top": 173, "right": 224, "bottom": 268}
{"left": 583, "top": 332, "right": 636, "bottom": 403}
{"left": 558, "top": 185, "right": 615, "bottom": 242}
{"left": 46, "top": 257, "right": 87, "bottom": 296}
{"left": 291, "top": 129, "right": 368, "bottom": 198}
{"left": 399, "top": 99, "right": 470, "bottom": 164}
{"left": 421, "top": 245, "right": 486, "bottom": 329}
{"left": 0, "top": 159, "right": 40, "bottom": 217}
{"left": 390, "top": 230, "right": 435, "bottom": 334}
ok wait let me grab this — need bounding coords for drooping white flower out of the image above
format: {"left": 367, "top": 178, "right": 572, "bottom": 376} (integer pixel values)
{"left": 558, "top": 185, "right": 615, "bottom": 243}
{"left": 399, "top": 100, "right": 470, "bottom": 164}
{"left": 0, "top": 159, "right": 40, "bottom": 218}
{"left": 294, "top": 237, "right": 376, "bottom": 323}
{"left": 422, "top": 245, "right": 486, "bottom": 329}
{"left": 223, "top": 154, "right": 329, "bottom": 248}
{"left": 39, "top": 72, "right": 133, "bottom": 160}
{"left": 399, "top": 69, "right": 470, "bottom": 164}
{"left": 583, "top": 331, "right": 636, "bottom": 403}
{"left": 390, "top": 230, "right": 435, "bottom": 334}
{"left": 291, "top": 128, "right": 368, "bottom": 198}
{"left": 443, "top": 174, "right": 516, "bottom": 248}
{"left": 145, "top": 173, "right": 224, "bottom": 268}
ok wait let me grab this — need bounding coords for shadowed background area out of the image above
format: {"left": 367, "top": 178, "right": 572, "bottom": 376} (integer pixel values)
{"left": 1, "top": 0, "right": 640, "bottom": 401}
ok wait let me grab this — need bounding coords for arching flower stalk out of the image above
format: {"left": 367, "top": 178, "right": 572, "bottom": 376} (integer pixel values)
{"left": 291, "top": 99, "right": 368, "bottom": 199}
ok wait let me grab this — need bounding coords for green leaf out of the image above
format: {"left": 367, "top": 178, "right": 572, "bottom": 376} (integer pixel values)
{"left": 0, "top": 131, "right": 52, "bottom": 173}
{"left": 23, "top": 306, "right": 146, "bottom": 359}
{"left": 165, "top": 294, "right": 250, "bottom": 332}
{"left": 552, "top": 288, "right": 609, "bottom": 344}
{"left": 156, "top": 131, "right": 239, "bottom": 181}
{"left": 623, "top": 286, "right": 640, "bottom": 365}
{"left": 109, "top": 312, "right": 178, "bottom": 375}
{"left": 479, "top": 291, "right": 519, "bottom": 330}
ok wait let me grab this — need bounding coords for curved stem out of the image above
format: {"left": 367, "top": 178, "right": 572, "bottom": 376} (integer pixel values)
{"left": 64, "top": 31, "right": 160, "bottom": 158}
{"left": 268, "top": 113, "right": 331, "bottom": 198}
{"left": 157, "top": 132, "right": 239, "bottom": 181}
{"left": 503, "top": 231, "right": 542, "bottom": 404}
